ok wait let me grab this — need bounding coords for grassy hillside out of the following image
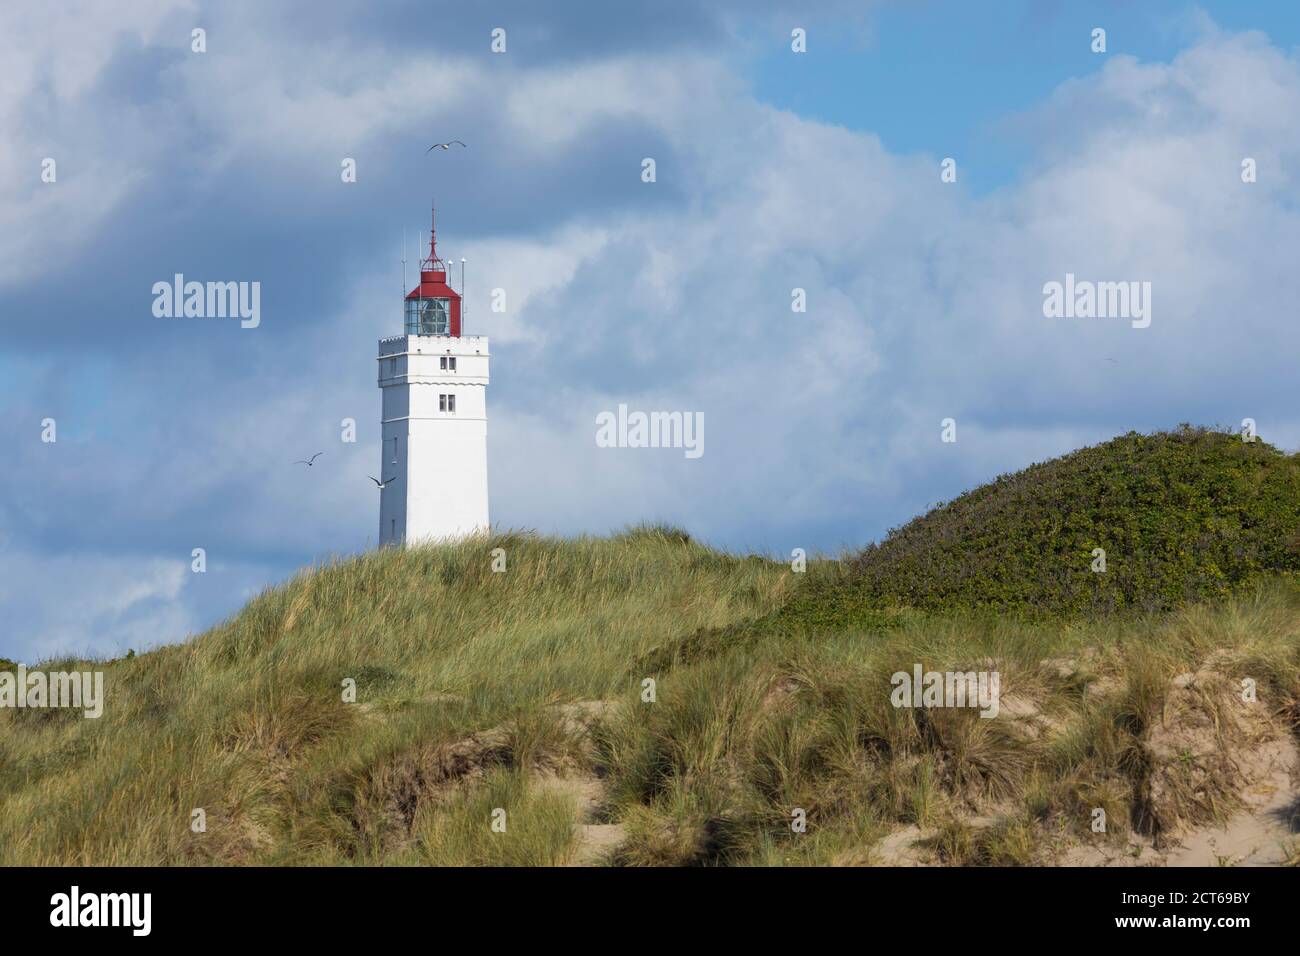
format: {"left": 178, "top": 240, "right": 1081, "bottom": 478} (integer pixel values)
{"left": 837, "top": 426, "right": 1300, "bottom": 619}
{"left": 3, "top": 428, "right": 1299, "bottom": 866}
{"left": 0, "top": 528, "right": 793, "bottom": 865}
{"left": 3, "top": 526, "right": 1299, "bottom": 866}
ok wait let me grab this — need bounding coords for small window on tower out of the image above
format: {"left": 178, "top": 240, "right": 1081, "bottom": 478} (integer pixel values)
{"left": 448, "top": 394, "right": 456, "bottom": 413}
{"left": 439, "top": 394, "right": 447, "bottom": 412}
{"left": 440, "top": 356, "right": 447, "bottom": 370}
{"left": 448, "top": 357, "right": 457, "bottom": 371}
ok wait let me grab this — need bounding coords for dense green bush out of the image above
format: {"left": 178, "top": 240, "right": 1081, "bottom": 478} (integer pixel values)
{"left": 841, "top": 426, "right": 1300, "bottom": 617}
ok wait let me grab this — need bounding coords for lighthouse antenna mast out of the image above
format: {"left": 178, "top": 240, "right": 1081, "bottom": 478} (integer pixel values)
{"left": 423, "top": 200, "right": 445, "bottom": 272}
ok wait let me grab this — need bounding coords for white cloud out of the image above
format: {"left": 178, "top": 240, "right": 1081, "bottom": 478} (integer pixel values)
{"left": 0, "top": 547, "right": 192, "bottom": 662}
{"left": 0, "top": 1, "right": 192, "bottom": 288}
{"left": 448, "top": 30, "right": 1300, "bottom": 544}
{"left": 460, "top": 226, "right": 612, "bottom": 345}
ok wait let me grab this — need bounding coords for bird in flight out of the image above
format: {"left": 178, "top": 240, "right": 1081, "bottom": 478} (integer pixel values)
{"left": 368, "top": 475, "right": 398, "bottom": 489}
{"left": 427, "top": 140, "right": 467, "bottom": 151}
{"left": 295, "top": 453, "right": 324, "bottom": 466}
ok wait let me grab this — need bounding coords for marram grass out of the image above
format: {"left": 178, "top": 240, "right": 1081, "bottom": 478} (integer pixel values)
{"left": 2, "top": 522, "right": 1299, "bottom": 866}
{"left": 0, "top": 527, "right": 791, "bottom": 865}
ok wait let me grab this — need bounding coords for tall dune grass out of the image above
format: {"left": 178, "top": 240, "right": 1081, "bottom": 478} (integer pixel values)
{"left": 2, "top": 526, "right": 1298, "bottom": 866}
{"left": 0, "top": 527, "right": 792, "bottom": 865}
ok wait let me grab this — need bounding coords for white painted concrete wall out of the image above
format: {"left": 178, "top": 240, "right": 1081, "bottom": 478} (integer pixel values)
{"left": 378, "top": 334, "right": 490, "bottom": 546}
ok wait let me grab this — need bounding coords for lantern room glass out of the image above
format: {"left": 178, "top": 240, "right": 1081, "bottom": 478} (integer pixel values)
{"left": 405, "top": 297, "right": 450, "bottom": 336}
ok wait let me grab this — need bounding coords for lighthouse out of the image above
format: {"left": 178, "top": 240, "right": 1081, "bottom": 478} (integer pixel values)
{"left": 377, "top": 208, "right": 489, "bottom": 546}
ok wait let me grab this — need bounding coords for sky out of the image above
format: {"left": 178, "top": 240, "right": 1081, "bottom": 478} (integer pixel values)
{"left": 2, "top": 0, "right": 1299, "bottom": 662}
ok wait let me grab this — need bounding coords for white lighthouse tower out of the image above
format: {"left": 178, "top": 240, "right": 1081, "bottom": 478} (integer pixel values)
{"left": 377, "top": 207, "right": 489, "bottom": 546}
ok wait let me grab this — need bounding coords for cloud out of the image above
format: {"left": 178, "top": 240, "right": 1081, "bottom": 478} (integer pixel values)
{"left": 467, "top": 30, "right": 1300, "bottom": 552}
{"left": 0, "top": 1, "right": 195, "bottom": 287}
{"left": 0, "top": 546, "right": 193, "bottom": 661}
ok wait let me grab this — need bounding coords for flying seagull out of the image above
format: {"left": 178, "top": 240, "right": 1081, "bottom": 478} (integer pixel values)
{"left": 427, "top": 140, "right": 467, "bottom": 151}
{"left": 295, "top": 453, "right": 324, "bottom": 466}
{"left": 368, "top": 475, "right": 398, "bottom": 489}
